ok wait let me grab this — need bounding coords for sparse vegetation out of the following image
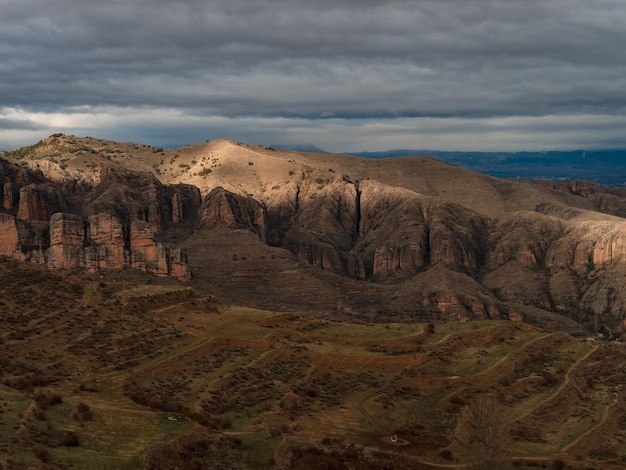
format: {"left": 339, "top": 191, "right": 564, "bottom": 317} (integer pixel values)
{"left": 1, "top": 136, "right": 626, "bottom": 469}
{"left": 0, "top": 259, "right": 621, "bottom": 469}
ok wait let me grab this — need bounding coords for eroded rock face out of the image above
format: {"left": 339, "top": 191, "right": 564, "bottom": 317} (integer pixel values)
{"left": 0, "top": 213, "right": 20, "bottom": 257}
{"left": 485, "top": 213, "right": 564, "bottom": 270}
{"left": 426, "top": 203, "right": 483, "bottom": 272}
{"left": 47, "top": 213, "right": 85, "bottom": 269}
{"left": 129, "top": 218, "right": 187, "bottom": 280}
{"left": 3, "top": 178, "right": 13, "bottom": 210}
{"left": 283, "top": 179, "right": 361, "bottom": 276}
{"left": 172, "top": 193, "right": 184, "bottom": 223}
{"left": 18, "top": 185, "right": 63, "bottom": 221}
{"left": 356, "top": 182, "right": 429, "bottom": 280}
{"left": 546, "top": 221, "right": 626, "bottom": 273}
{"left": 279, "top": 178, "right": 485, "bottom": 280}
{"left": 197, "top": 187, "right": 267, "bottom": 241}
{"left": 0, "top": 160, "right": 194, "bottom": 281}
{"left": 85, "top": 212, "right": 126, "bottom": 272}
{"left": 8, "top": 141, "right": 626, "bottom": 333}
{"left": 168, "top": 248, "right": 191, "bottom": 282}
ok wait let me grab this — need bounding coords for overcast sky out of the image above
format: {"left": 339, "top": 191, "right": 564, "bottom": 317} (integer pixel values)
{"left": 2, "top": 0, "right": 626, "bottom": 152}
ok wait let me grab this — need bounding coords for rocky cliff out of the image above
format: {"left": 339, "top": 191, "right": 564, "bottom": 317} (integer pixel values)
{"left": 5, "top": 134, "right": 626, "bottom": 336}
{"left": 0, "top": 158, "right": 193, "bottom": 281}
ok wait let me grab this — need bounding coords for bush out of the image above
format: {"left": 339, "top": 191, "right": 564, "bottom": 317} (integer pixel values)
{"left": 34, "top": 444, "right": 51, "bottom": 462}
{"left": 61, "top": 430, "right": 80, "bottom": 447}
{"left": 34, "top": 391, "right": 63, "bottom": 410}
{"left": 74, "top": 402, "right": 93, "bottom": 421}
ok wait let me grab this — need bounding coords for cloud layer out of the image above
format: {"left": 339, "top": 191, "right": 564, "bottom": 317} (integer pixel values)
{"left": 2, "top": 0, "right": 626, "bottom": 151}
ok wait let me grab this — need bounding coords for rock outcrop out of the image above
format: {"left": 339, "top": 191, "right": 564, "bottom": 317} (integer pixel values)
{"left": 196, "top": 187, "right": 267, "bottom": 242}
{"left": 3, "top": 178, "right": 14, "bottom": 210}
{"left": 172, "top": 192, "right": 184, "bottom": 223}
{"left": 7, "top": 135, "right": 626, "bottom": 334}
{"left": 85, "top": 212, "right": 126, "bottom": 271}
{"left": 47, "top": 213, "right": 85, "bottom": 269}
{"left": 0, "top": 160, "right": 193, "bottom": 281}
{"left": 0, "top": 209, "right": 191, "bottom": 281}
{"left": 0, "top": 213, "right": 20, "bottom": 258}
{"left": 17, "top": 185, "right": 63, "bottom": 221}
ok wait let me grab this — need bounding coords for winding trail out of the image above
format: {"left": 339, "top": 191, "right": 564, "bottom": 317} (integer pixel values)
{"left": 512, "top": 343, "right": 599, "bottom": 425}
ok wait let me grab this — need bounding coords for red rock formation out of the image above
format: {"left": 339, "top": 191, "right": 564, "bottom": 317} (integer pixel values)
{"left": 3, "top": 178, "right": 13, "bottom": 210}
{"left": 85, "top": 212, "right": 126, "bottom": 272}
{"left": 47, "top": 213, "right": 85, "bottom": 269}
{"left": 172, "top": 192, "right": 183, "bottom": 223}
{"left": 129, "top": 219, "right": 166, "bottom": 274}
{"left": 0, "top": 214, "right": 21, "bottom": 258}
{"left": 169, "top": 248, "right": 191, "bottom": 282}
{"left": 197, "top": 187, "right": 267, "bottom": 241}
{"left": 18, "top": 185, "right": 47, "bottom": 220}
{"left": 17, "top": 185, "right": 62, "bottom": 221}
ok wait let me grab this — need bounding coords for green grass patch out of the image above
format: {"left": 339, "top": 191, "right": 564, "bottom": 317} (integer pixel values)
{"left": 238, "top": 431, "right": 278, "bottom": 469}
{"left": 307, "top": 321, "right": 422, "bottom": 340}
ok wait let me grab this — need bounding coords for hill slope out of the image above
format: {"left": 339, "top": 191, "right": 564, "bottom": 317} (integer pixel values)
{"left": 0, "top": 259, "right": 624, "bottom": 468}
{"left": 3, "top": 135, "right": 626, "bottom": 336}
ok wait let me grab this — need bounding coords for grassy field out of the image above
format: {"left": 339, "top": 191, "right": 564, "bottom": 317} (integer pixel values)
{"left": 0, "top": 262, "right": 625, "bottom": 468}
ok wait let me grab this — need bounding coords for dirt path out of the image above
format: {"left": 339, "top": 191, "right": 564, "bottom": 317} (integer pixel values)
{"left": 563, "top": 385, "right": 622, "bottom": 453}
{"left": 512, "top": 343, "right": 599, "bottom": 424}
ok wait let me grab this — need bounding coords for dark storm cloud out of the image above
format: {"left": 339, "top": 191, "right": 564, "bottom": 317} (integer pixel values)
{"left": 0, "top": 117, "right": 40, "bottom": 131}
{"left": 2, "top": 0, "right": 626, "bottom": 150}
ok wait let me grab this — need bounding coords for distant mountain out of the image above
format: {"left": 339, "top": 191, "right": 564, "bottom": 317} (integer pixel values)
{"left": 269, "top": 143, "right": 328, "bottom": 153}
{"left": 348, "top": 149, "right": 626, "bottom": 186}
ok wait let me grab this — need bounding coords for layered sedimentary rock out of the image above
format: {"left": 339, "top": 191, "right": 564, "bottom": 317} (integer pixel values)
{"left": 0, "top": 208, "right": 190, "bottom": 281}
{"left": 172, "top": 192, "right": 184, "bottom": 223}
{"left": 85, "top": 212, "right": 126, "bottom": 272}
{"left": 283, "top": 179, "right": 361, "bottom": 276}
{"left": 0, "top": 159, "right": 193, "bottom": 281}
{"left": 3, "top": 178, "right": 13, "bottom": 210}
{"left": 197, "top": 187, "right": 267, "bottom": 242}
{"left": 47, "top": 213, "right": 85, "bottom": 269}
{"left": 0, "top": 213, "right": 20, "bottom": 258}
{"left": 8, "top": 136, "right": 626, "bottom": 334}
{"left": 18, "top": 185, "right": 63, "bottom": 221}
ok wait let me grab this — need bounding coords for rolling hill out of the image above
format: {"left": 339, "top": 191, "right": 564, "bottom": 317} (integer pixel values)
{"left": 1, "top": 134, "right": 626, "bottom": 467}
{"left": 2, "top": 134, "right": 626, "bottom": 336}
{"left": 0, "top": 259, "right": 624, "bottom": 468}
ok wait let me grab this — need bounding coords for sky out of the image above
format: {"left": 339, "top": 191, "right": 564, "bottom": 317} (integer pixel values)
{"left": 2, "top": 0, "right": 626, "bottom": 153}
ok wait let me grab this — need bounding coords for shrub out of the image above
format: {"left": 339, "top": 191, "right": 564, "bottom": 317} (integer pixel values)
{"left": 34, "top": 444, "right": 51, "bottom": 462}
{"left": 74, "top": 402, "right": 93, "bottom": 421}
{"left": 34, "top": 391, "right": 63, "bottom": 410}
{"left": 61, "top": 430, "right": 80, "bottom": 447}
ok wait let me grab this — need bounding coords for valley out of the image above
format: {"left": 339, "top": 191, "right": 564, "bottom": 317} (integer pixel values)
{"left": 1, "top": 135, "right": 626, "bottom": 467}
{"left": 0, "top": 259, "right": 624, "bottom": 468}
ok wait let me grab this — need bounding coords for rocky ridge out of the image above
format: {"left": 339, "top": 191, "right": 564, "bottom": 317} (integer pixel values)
{"left": 3, "top": 134, "right": 626, "bottom": 335}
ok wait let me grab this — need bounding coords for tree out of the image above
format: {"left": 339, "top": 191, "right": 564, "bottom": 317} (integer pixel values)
{"left": 454, "top": 394, "right": 511, "bottom": 469}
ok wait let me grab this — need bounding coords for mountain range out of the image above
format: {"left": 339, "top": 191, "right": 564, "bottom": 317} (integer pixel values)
{"left": 346, "top": 149, "right": 626, "bottom": 187}
{"left": 274, "top": 145, "right": 626, "bottom": 186}
{"left": 1, "top": 134, "right": 626, "bottom": 337}
{"left": 2, "top": 134, "right": 626, "bottom": 468}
